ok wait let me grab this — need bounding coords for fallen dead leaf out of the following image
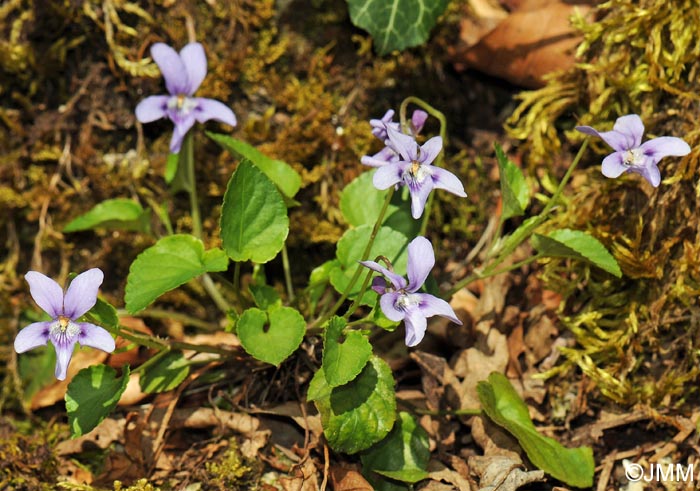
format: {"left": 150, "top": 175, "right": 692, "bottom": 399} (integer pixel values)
{"left": 469, "top": 454, "right": 545, "bottom": 490}
{"left": 55, "top": 417, "right": 124, "bottom": 455}
{"left": 330, "top": 465, "right": 373, "bottom": 491}
{"left": 453, "top": 0, "right": 593, "bottom": 88}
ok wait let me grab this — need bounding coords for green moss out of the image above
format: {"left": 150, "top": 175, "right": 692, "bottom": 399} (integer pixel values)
{"left": 204, "top": 441, "right": 256, "bottom": 490}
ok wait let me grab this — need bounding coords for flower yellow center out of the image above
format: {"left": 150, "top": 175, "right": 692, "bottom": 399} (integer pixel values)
{"left": 58, "top": 315, "right": 70, "bottom": 332}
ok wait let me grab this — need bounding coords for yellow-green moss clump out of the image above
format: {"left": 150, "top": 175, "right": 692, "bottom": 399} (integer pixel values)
{"left": 507, "top": 0, "right": 700, "bottom": 407}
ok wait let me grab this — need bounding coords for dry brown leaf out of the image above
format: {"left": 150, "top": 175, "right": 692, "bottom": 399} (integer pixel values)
{"left": 279, "top": 457, "right": 319, "bottom": 491}
{"left": 428, "top": 461, "right": 473, "bottom": 491}
{"left": 330, "top": 465, "right": 373, "bottom": 491}
{"left": 453, "top": 0, "right": 592, "bottom": 88}
{"left": 55, "top": 417, "right": 124, "bottom": 455}
{"left": 469, "top": 455, "right": 545, "bottom": 490}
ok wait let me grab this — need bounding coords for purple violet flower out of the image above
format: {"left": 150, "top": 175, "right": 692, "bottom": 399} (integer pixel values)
{"left": 576, "top": 114, "right": 691, "bottom": 187}
{"left": 14, "top": 269, "right": 115, "bottom": 380}
{"left": 360, "top": 236, "right": 462, "bottom": 347}
{"left": 363, "top": 109, "right": 429, "bottom": 167}
{"left": 135, "top": 42, "right": 237, "bottom": 153}
{"left": 368, "top": 127, "right": 467, "bottom": 218}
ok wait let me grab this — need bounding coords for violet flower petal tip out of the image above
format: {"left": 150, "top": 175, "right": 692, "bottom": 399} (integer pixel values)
{"left": 636, "top": 165, "right": 661, "bottom": 187}
{"left": 419, "top": 136, "right": 443, "bottom": 165}
{"left": 403, "top": 311, "right": 427, "bottom": 347}
{"left": 53, "top": 343, "right": 76, "bottom": 381}
{"left": 25, "top": 271, "right": 64, "bottom": 318}
{"left": 417, "top": 294, "right": 462, "bottom": 325}
{"left": 63, "top": 268, "right": 104, "bottom": 319}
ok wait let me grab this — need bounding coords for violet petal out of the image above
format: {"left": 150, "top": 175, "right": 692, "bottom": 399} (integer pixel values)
{"left": 386, "top": 127, "right": 418, "bottom": 161}
{"left": 431, "top": 166, "right": 467, "bottom": 197}
{"left": 418, "top": 136, "right": 442, "bottom": 165}
{"left": 380, "top": 292, "right": 406, "bottom": 322}
{"left": 613, "top": 114, "right": 644, "bottom": 148}
{"left": 416, "top": 293, "right": 462, "bottom": 325}
{"left": 193, "top": 98, "right": 237, "bottom": 126}
{"left": 135, "top": 95, "right": 169, "bottom": 123}
{"left": 25, "top": 271, "right": 64, "bottom": 318}
{"left": 77, "top": 323, "right": 116, "bottom": 353}
{"left": 411, "top": 110, "right": 428, "bottom": 134}
{"left": 635, "top": 164, "right": 661, "bottom": 187}
{"left": 576, "top": 126, "right": 630, "bottom": 152}
{"left": 406, "top": 236, "right": 434, "bottom": 292}
{"left": 601, "top": 152, "right": 628, "bottom": 178}
{"left": 14, "top": 321, "right": 51, "bottom": 353}
{"left": 359, "top": 260, "right": 407, "bottom": 290}
{"left": 373, "top": 162, "right": 406, "bottom": 190}
{"left": 52, "top": 339, "right": 76, "bottom": 381}
{"left": 179, "top": 43, "right": 207, "bottom": 95}
{"left": 169, "top": 115, "right": 197, "bottom": 153}
{"left": 151, "top": 43, "right": 188, "bottom": 95}
{"left": 409, "top": 178, "right": 434, "bottom": 219}
{"left": 403, "top": 309, "right": 427, "bottom": 347}
{"left": 63, "top": 268, "right": 103, "bottom": 319}
{"left": 640, "top": 136, "right": 691, "bottom": 162}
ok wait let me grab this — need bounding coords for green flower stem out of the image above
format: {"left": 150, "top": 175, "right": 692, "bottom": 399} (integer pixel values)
{"left": 281, "top": 243, "right": 295, "bottom": 302}
{"left": 181, "top": 131, "right": 231, "bottom": 315}
{"left": 100, "top": 321, "right": 236, "bottom": 356}
{"left": 117, "top": 308, "right": 219, "bottom": 331}
{"left": 447, "top": 139, "right": 590, "bottom": 297}
{"left": 180, "top": 132, "right": 202, "bottom": 239}
{"left": 342, "top": 268, "right": 375, "bottom": 320}
{"left": 311, "top": 187, "right": 395, "bottom": 328}
{"left": 201, "top": 273, "right": 232, "bottom": 314}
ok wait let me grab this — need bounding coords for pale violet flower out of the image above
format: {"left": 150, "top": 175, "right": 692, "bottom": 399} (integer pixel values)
{"left": 576, "top": 114, "right": 690, "bottom": 187}
{"left": 14, "top": 269, "right": 115, "bottom": 380}
{"left": 135, "top": 42, "right": 237, "bottom": 153}
{"left": 360, "top": 236, "right": 462, "bottom": 347}
{"left": 369, "top": 127, "right": 466, "bottom": 218}
{"left": 363, "top": 109, "right": 428, "bottom": 167}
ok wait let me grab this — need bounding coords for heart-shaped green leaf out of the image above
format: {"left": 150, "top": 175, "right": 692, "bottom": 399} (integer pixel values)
{"left": 208, "top": 133, "right": 302, "bottom": 199}
{"left": 361, "top": 412, "right": 430, "bottom": 487}
{"left": 125, "top": 235, "right": 229, "bottom": 313}
{"left": 237, "top": 307, "right": 305, "bottom": 366}
{"left": 329, "top": 225, "right": 409, "bottom": 305}
{"left": 477, "top": 372, "right": 594, "bottom": 488}
{"left": 308, "top": 355, "right": 396, "bottom": 454}
{"left": 322, "top": 316, "right": 372, "bottom": 387}
{"left": 63, "top": 198, "right": 150, "bottom": 233}
{"left": 139, "top": 351, "right": 190, "bottom": 393}
{"left": 66, "top": 365, "right": 130, "bottom": 438}
{"left": 531, "top": 228, "right": 621, "bottom": 277}
{"left": 495, "top": 143, "right": 529, "bottom": 220}
{"left": 220, "top": 159, "right": 289, "bottom": 264}
{"left": 346, "top": 0, "right": 450, "bottom": 55}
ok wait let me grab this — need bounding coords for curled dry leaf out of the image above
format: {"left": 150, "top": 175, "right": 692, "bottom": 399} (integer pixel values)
{"left": 469, "top": 454, "right": 545, "bottom": 491}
